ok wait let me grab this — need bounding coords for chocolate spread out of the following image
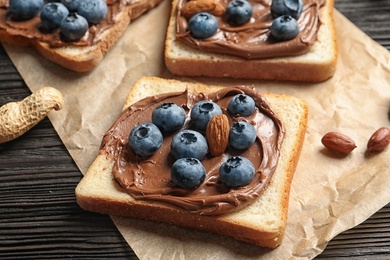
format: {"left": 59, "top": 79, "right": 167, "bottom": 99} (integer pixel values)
{"left": 0, "top": 0, "right": 161, "bottom": 47}
{"left": 100, "top": 86, "right": 285, "bottom": 215}
{"left": 176, "top": 0, "right": 325, "bottom": 59}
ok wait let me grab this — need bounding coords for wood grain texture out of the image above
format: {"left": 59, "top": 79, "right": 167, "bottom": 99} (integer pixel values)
{"left": 0, "top": 1, "right": 389, "bottom": 259}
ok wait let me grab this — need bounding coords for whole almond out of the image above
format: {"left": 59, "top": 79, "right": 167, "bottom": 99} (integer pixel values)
{"left": 321, "top": 132, "right": 357, "bottom": 154}
{"left": 181, "top": 0, "right": 225, "bottom": 20}
{"left": 367, "top": 127, "right": 390, "bottom": 153}
{"left": 206, "top": 114, "right": 229, "bottom": 156}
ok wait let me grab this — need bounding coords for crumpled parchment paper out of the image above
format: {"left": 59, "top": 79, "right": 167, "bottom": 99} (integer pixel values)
{"left": 3, "top": 2, "right": 390, "bottom": 258}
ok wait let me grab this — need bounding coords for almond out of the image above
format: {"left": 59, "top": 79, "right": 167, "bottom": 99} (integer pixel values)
{"left": 367, "top": 127, "right": 390, "bottom": 153}
{"left": 321, "top": 132, "right": 357, "bottom": 154}
{"left": 206, "top": 114, "right": 229, "bottom": 156}
{"left": 181, "top": 0, "right": 225, "bottom": 20}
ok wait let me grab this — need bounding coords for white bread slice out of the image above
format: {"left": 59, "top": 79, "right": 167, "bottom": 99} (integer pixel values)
{"left": 0, "top": 0, "right": 163, "bottom": 72}
{"left": 75, "top": 76, "right": 308, "bottom": 248}
{"left": 165, "top": 0, "right": 337, "bottom": 82}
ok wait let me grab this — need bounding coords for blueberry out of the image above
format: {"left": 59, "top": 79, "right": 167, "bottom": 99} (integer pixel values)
{"left": 171, "top": 130, "right": 208, "bottom": 160}
{"left": 128, "top": 123, "right": 163, "bottom": 157}
{"left": 190, "top": 100, "right": 222, "bottom": 132}
{"left": 40, "top": 3, "right": 69, "bottom": 31}
{"left": 9, "top": 0, "right": 44, "bottom": 21}
{"left": 229, "top": 121, "right": 256, "bottom": 150}
{"left": 171, "top": 158, "right": 206, "bottom": 189}
{"left": 188, "top": 12, "right": 218, "bottom": 39}
{"left": 152, "top": 103, "right": 186, "bottom": 132}
{"left": 271, "top": 0, "right": 303, "bottom": 20}
{"left": 60, "top": 13, "right": 89, "bottom": 41}
{"left": 61, "top": 0, "right": 80, "bottom": 12}
{"left": 219, "top": 156, "right": 255, "bottom": 188}
{"left": 77, "top": 0, "right": 108, "bottom": 25}
{"left": 270, "top": 15, "right": 300, "bottom": 42}
{"left": 226, "top": 0, "right": 253, "bottom": 26}
{"left": 228, "top": 94, "right": 255, "bottom": 117}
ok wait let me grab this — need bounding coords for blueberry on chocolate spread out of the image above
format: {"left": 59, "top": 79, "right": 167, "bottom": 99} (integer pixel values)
{"left": 60, "top": 13, "right": 89, "bottom": 42}
{"left": 77, "top": 0, "right": 108, "bottom": 25}
{"left": 228, "top": 94, "right": 255, "bottom": 117}
{"left": 152, "top": 102, "right": 186, "bottom": 133}
{"left": 219, "top": 156, "right": 255, "bottom": 188}
{"left": 229, "top": 121, "right": 256, "bottom": 150}
{"left": 271, "top": 0, "right": 303, "bottom": 20}
{"left": 171, "top": 158, "right": 206, "bottom": 189}
{"left": 188, "top": 12, "right": 219, "bottom": 39}
{"left": 170, "top": 130, "right": 208, "bottom": 160}
{"left": 61, "top": 0, "right": 81, "bottom": 12}
{"left": 9, "top": 0, "right": 44, "bottom": 21}
{"left": 225, "top": 0, "right": 253, "bottom": 26}
{"left": 128, "top": 122, "right": 163, "bottom": 157}
{"left": 40, "top": 3, "right": 69, "bottom": 31}
{"left": 270, "top": 15, "right": 299, "bottom": 42}
{"left": 190, "top": 100, "right": 222, "bottom": 132}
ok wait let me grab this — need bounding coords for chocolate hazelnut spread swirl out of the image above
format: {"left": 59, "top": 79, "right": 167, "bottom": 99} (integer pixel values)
{"left": 176, "top": 0, "right": 325, "bottom": 59}
{"left": 100, "top": 86, "right": 285, "bottom": 215}
{"left": 0, "top": 0, "right": 161, "bottom": 47}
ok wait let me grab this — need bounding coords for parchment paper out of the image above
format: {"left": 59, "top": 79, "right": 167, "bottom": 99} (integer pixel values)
{"left": 3, "top": 2, "right": 390, "bottom": 258}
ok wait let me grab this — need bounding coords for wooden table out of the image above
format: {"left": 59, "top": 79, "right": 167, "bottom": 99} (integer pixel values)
{"left": 1, "top": 1, "right": 389, "bottom": 258}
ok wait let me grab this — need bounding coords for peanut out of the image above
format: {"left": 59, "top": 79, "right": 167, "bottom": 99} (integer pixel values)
{"left": 367, "top": 127, "right": 390, "bottom": 153}
{"left": 0, "top": 87, "right": 64, "bottom": 144}
{"left": 181, "top": 0, "right": 225, "bottom": 20}
{"left": 321, "top": 132, "right": 357, "bottom": 154}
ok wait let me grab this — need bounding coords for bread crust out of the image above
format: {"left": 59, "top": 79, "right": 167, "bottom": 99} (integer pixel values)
{"left": 0, "top": 0, "right": 164, "bottom": 72}
{"left": 164, "top": 0, "right": 337, "bottom": 82}
{"left": 75, "top": 76, "right": 308, "bottom": 248}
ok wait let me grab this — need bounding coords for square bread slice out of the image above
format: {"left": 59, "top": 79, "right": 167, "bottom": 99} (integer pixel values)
{"left": 0, "top": 0, "right": 163, "bottom": 72}
{"left": 75, "top": 76, "right": 308, "bottom": 248}
{"left": 164, "top": 0, "right": 337, "bottom": 82}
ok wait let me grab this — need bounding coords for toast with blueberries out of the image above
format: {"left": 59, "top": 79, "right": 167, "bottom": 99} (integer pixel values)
{"left": 0, "top": 0, "right": 164, "bottom": 72}
{"left": 165, "top": 0, "right": 337, "bottom": 82}
{"left": 75, "top": 76, "right": 308, "bottom": 248}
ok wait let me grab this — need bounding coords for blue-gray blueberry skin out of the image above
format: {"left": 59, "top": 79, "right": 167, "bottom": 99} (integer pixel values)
{"left": 152, "top": 103, "right": 186, "bottom": 133}
{"left": 128, "top": 123, "right": 163, "bottom": 157}
{"left": 190, "top": 100, "right": 222, "bottom": 132}
{"left": 229, "top": 121, "right": 257, "bottom": 150}
{"left": 271, "top": 0, "right": 303, "bottom": 20}
{"left": 40, "top": 3, "right": 69, "bottom": 31}
{"left": 226, "top": 0, "right": 253, "bottom": 26}
{"left": 77, "top": 0, "right": 108, "bottom": 25}
{"left": 9, "top": 0, "right": 44, "bottom": 21}
{"left": 170, "top": 130, "right": 208, "bottom": 160}
{"left": 60, "top": 13, "right": 89, "bottom": 41}
{"left": 270, "top": 15, "right": 300, "bottom": 41}
{"left": 227, "top": 94, "right": 256, "bottom": 117}
{"left": 61, "top": 0, "right": 80, "bottom": 12}
{"left": 188, "top": 12, "right": 219, "bottom": 39}
{"left": 219, "top": 156, "right": 255, "bottom": 188}
{"left": 171, "top": 158, "right": 206, "bottom": 189}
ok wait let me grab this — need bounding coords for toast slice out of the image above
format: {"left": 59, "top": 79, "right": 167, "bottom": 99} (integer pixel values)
{"left": 75, "top": 76, "right": 308, "bottom": 248}
{"left": 0, "top": 0, "right": 163, "bottom": 72}
{"left": 165, "top": 0, "right": 337, "bottom": 82}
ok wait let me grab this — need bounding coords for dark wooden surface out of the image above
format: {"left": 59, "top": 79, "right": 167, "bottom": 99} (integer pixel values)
{"left": 1, "top": 0, "right": 389, "bottom": 259}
